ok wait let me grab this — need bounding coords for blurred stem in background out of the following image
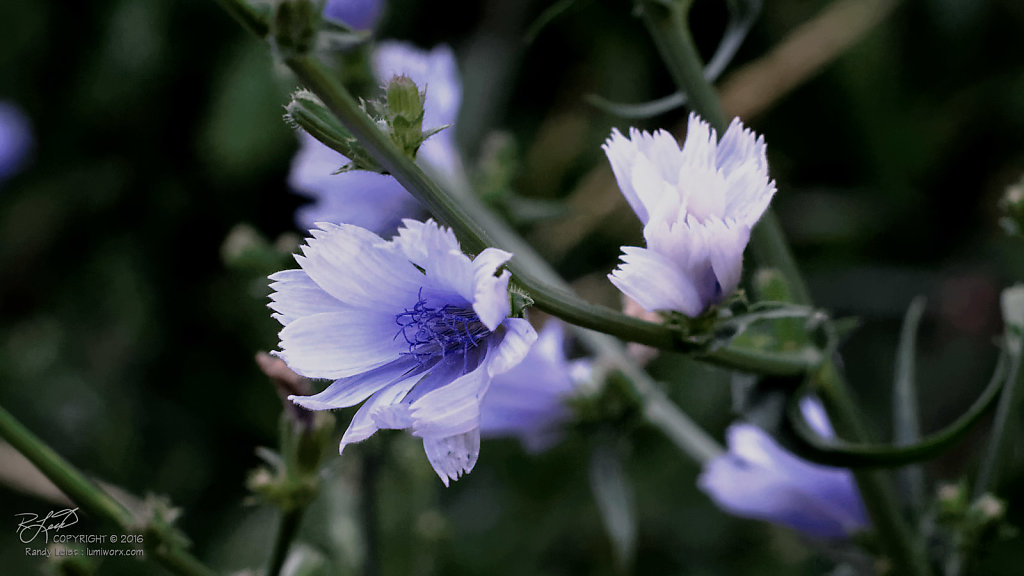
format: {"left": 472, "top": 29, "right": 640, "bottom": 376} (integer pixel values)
{"left": 633, "top": 0, "right": 930, "bottom": 574}
{"left": 0, "top": 404, "right": 218, "bottom": 576}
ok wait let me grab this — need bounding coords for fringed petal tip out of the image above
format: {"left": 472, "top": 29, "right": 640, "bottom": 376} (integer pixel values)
{"left": 423, "top": 431, "right": 480, "bottom": 487}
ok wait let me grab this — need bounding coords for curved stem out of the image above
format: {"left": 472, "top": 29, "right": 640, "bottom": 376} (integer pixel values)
{"left": 0, "top": 404, "right": 218, "bottom": 576}
{"left": 635, "top": 2, "right": 929, "bottom": 573}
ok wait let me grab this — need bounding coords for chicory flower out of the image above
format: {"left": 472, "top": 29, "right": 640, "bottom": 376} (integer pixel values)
{"left": 697, "top": 398, "right": 869, "bottom": 540}
{"left": 270, "top": 219, "right": 536, "bottom": 485}
{"left": 604, "top": 114, "right": 776, "bottom": 317}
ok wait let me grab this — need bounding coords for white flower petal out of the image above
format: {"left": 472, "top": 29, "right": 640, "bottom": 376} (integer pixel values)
{"left": 410, "top": 358, "right": 491, "bottom": 439}
{"left": 486, "top": 318, "right": 537, "bottom": 377}
{"left": 679, "top": 113, "right": 718, "bottom": 171}
{"left": 297, "top": 223, "right": 421, "bottom": 310}
{"left": 609, "top": 246, "right": 704, "bottom": 316}
{"left": 269, "top": 269, "right": 349, "bottom": 326}
{"left": 422, "top": 429, "right": 480, "bottom": 487}
{"left": 288, "top": 359, "right": 418, "bottom": 411}
{"left": 603, "top": 128, "right": 646, "bottom": 223}
{"left": 277, "top": 310, "right": 405, "bottom": 379}
{"left": 705, "top": 219, "right": 751, "bottom": 299}
{"left": 339, "top": 374, "right": 421, "bottom": 452}
{"left": 470, "top": 248, "right": 513, "bottom": 331}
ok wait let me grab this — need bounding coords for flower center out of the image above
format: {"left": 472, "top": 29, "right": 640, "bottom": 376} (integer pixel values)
{"left": 679, "top": 167, "right": 727, "bottom": 223}
{"left": 395, "top": 289, "right": 490, "bottom": 364}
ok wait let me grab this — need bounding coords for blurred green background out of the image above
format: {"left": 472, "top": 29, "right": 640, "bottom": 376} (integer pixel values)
{"left": 1, "top": 0, "right": 1023, "bottom": 574}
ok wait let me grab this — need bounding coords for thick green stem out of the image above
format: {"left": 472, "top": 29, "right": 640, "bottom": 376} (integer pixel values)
{"left": 0, "top": 404, "right": 218, "bottom": 576}
{"left": 636, "top": 1, "right": 929, "bottom": 573}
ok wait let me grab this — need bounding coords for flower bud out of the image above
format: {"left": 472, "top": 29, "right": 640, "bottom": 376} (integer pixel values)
{"left": 999, "top": 175, "right": 1024, "bottom": 237}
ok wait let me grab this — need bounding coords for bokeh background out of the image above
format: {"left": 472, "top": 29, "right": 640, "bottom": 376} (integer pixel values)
{"left": 1, "top": 0, "right": 1023, "bottom": 574}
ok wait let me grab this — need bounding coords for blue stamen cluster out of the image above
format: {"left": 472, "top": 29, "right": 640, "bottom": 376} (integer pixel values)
{"left": 395, "top": 289, "right": 490, "bottom": 364}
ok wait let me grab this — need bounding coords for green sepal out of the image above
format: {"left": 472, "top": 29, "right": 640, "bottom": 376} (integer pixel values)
{"left": 508, "top": 283, "right": 535, "bottom": 318}
{"left": 285, "top": 89, "right": 384, "bottom": 172}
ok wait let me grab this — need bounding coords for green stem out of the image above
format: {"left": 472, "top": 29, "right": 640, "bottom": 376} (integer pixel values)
{"left": 636, "top": 1, "right": 928, "bottom": 573}
{"left": 817, "top": 360, "right": 932, "bottom": 576}
{"left": 214, "top": 0, "right": 269, "bottom": 38}
{"left": 0, "top": 404, "right": 218, "bottom": 576}
{"left": 267, "top": 508, "right": 305, "bottom": 576}
{"left": 281, "top": 52, "right": 810, "bottom": 376}
{"left": 973, "top": 335, "right": 1024, "bottom": 498}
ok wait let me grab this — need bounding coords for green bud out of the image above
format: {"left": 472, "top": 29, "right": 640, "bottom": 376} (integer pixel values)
{"left": 272, "top": 0, "right": 322, "bottom": 56}
{"left": 285, "top": 90, "right": 383, "bottom": 173}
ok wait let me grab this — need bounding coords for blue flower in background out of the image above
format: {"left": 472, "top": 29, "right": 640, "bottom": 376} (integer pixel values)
{"left": 290, "top": 133, "right": 422, "bottom": 234}
{"left": 290, "top": 42, "right": 462, "bottom": 234}
{"left": 323, "top": 0, "right": 383, "bottom": 31}
{"left": 0, "top": 101, "right": 33, "bottom": 184}
{"left": 479, "top": 320, "right": 591, "bottom": 452}
{"left": 697, "top": 398, "right": 869, "bottom": 540}
{"left": 604, "top": 114, "right": 775, "bottom": 317}
{"left": 271, "top": 219, "right": 536, "bottom": 485}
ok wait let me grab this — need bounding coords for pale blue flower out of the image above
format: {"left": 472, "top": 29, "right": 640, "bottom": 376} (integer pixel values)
{"left": 271, "top": 219, "right": 536, "bottom": 485}
{"left": 290, "top": 42, "right": 462, "bottom": 234}
{"left": 697, "top": 398, "right": 869, "bottom": 540}
{"left": 479, "top": 320, "right": 591, "bottom": 452}
{"left": 0, "top": 101, "right": 32, "bottom": 183}
{"left": 604, "top": 114, "right": 776, "bottom": 316}
{"left": 323, "top": 0, "right": 383, "bottom": 30}
{"left": 290, "top": 133, "right": 422, "bottom": 233}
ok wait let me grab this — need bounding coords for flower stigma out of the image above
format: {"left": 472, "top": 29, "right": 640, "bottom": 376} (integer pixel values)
{"left": 395, "top": 288, "right": 490, "bottom": 365}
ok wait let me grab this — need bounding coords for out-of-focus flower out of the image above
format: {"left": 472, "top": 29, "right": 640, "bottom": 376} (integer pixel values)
{"left": 604, "top": 114, "right": 775, "bottom": 317}
{"left": 323, "top": 0, "right": 383, "bottom": 30}
{"left": 271, "top": 219, "right": 536, "bottom": 485}
{"left": 479, "top": 320, "right": 590, "bottom": 452}
{"left": 697, "top": 398, "right": 869, "bottom": 540}
{"left": 289, "top": 42, "right": 462, "bottom": 234}
{"left": 290, "top": 133, "right": 422, "bottom": 233}
{"left": 0, "top": 101, "right": 33, "bottom": 183}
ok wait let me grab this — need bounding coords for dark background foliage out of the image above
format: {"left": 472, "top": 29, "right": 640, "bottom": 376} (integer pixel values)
{"left": 1, "top": 0, "right": 1023, "bottom": 574}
